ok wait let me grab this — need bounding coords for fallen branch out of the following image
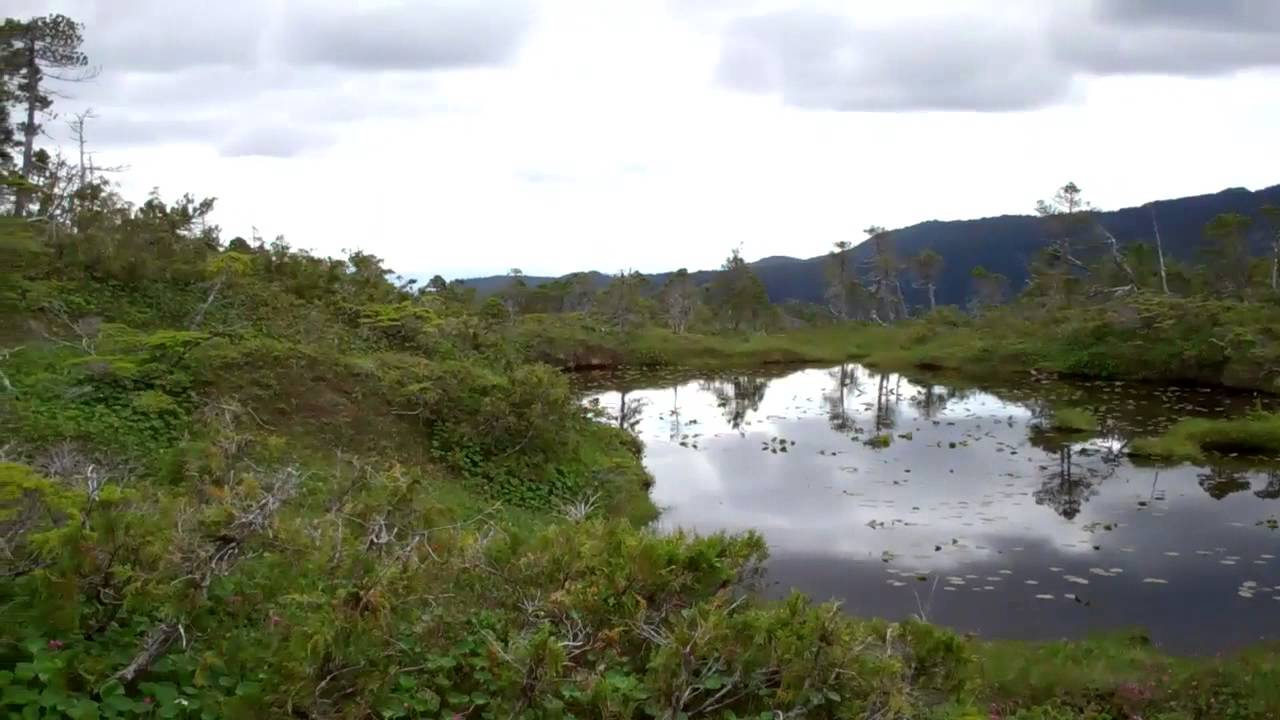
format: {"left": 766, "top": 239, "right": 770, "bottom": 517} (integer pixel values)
{"left": 110, "top": 623, "right": 179, "bottom": 685}
{"left": 108, "top": 468, "right": 300, "bottom": 685}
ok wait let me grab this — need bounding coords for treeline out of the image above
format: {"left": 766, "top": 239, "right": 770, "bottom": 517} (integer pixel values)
{"left": 483, "top": 180, "right": 1280, "bottom": 334}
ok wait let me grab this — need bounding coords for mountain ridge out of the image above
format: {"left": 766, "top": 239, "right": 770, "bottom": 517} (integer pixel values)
{"left": 452, "top": 184, "right": 1280, "bottom": 307}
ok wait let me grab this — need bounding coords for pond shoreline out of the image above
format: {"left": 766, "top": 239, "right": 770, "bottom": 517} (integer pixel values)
{"left": 587, "top": 362, "right": 1280, "bottom": 656}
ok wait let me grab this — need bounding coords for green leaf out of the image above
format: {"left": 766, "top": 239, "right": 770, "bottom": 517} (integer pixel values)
{"left": 66, "top": 698, "right": 101, "bottom": 720}
{"left": 3, "top": 685, "right": 39, "bottom": 707}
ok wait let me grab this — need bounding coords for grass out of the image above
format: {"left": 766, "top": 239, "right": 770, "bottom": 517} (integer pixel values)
{"left": 975, "top": 631, "right": 1280, "bottom": 718}
{"left": 511, "top": 313, "right": 884, "bottom": 368}
{"left": 1129, "top": 413, "right": 1280, "bottom": 462}
{"left": 1046, "top": 406, "right": 1098, "bottom": 433}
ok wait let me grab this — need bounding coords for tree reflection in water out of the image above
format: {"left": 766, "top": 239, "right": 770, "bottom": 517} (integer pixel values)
{"left": 1255, "top": 469, "right": 1280, "bottom": 500}
{"left": 910, "top": 383, "right": 951, "bottom": 421}
{"left": 615, "top": 390, "right": 648, "bottom": 435}
{"left": 1197, "top": 464, "right": 1254, "bottom": 500}
{"left": 824, "top": 363, "right": 862, "bottom": 434}
{"left": 700, "top": 375, "right": 770, "bottom": 432}
{"left": 873, "top": 373, "right": 898, "bottom": 433}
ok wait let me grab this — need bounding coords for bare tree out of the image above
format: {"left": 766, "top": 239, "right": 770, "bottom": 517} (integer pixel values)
{"left": 499, "top": 268, "right": 526, "bottom": 325}
{"left": 861, "top": 226, "right": 908, "bottom": 323}
{"left": 908, "top": 248, "right": 944, "bottom": 311}
{"left": 662, "top": 268, "right": 696, "bottom": 334}
{"left": 1149, "top": 203, "right": 1170, "bottom": 295}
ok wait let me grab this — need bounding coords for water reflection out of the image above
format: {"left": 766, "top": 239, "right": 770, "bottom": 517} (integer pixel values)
{"left": 1257, "top": 471, "right": 1280, "bottom": 500}
{"left": 823, "top": 363, "right": 860, "bottom": 434}
{"left": 911, "top": 383, "right": 952, "bottom": 421}
{"left": 584, "top": 364, "right": 1280, "bottom": 653}
{"left": 615, "top": 390, "right": 647, "bottom": 434}
{"left": 699, "top": 375, "right": 770, "bottom": 431}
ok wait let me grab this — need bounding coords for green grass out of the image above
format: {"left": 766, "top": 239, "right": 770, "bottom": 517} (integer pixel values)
{"left": 514, "top": 296, "right": 1280, "bottom": 395}
{"left": 511, "top": 313, "right": 884, "bottom": 368}
{"left": 975, "top": 632, "right": 1280, "bottom": 718}
{"left": 1047, "top": 406, "right": 1097, "bottom": 433}
{"left": 1130, "top": 413, "right": 1280, "bottom": 462}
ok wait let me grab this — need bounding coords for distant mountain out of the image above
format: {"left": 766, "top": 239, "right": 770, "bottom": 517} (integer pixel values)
{"left": 457, "top": 184, "right": 1280, "bottom": 308}
{"left": 750, "top": 255, "right": 804, "bottom": 267}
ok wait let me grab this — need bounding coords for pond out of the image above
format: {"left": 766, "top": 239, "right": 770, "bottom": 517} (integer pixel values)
{"left": 581, "top": 364, "right": 1280, "bottom": 654}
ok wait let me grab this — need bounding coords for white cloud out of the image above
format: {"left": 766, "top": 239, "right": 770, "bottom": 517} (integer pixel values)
{"left": 12, "top": 0, "right": 1280, "bottom": 278}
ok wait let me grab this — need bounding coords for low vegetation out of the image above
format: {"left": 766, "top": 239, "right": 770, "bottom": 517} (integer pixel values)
{"left": 1129, "top": 413, "right": 1280, "bottom": 462}
{"left": 853, "top": 297, "right": 1280, "bottom": 394}
{"left": 1044, "top": 407, "right": 1098, "bottom": 433}
{"left": 510, "top": 314, "right": 880, "bottom": 369}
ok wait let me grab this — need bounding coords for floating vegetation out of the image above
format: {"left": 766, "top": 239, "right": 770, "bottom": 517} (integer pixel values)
{"left": 761, "top": 436, "right": 792, "bottom": 453}
{"left": 1045, "top": 406, "right": 1098, "bottom": 433}
{"left": 1130, "top": 413, "right": 1280, "bottom": 461}
{"left": 864, "top": 433, "right": 892, "bottom": 449}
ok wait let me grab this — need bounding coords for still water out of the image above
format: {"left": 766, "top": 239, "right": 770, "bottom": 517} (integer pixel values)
{"left": 582, "top": 364, "right": 1280, "bottom": 653}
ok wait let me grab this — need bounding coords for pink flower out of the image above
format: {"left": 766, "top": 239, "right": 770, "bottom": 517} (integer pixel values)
{"left": 46, "top": 639, "right": 64, "bottom": 651}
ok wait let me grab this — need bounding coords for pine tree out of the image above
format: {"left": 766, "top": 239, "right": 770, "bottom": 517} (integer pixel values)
{"left": 1, "top": 14, "right": 90, "bottom": 217}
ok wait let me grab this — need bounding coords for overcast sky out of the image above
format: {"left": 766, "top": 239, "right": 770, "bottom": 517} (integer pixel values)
{"left": 12, "top": 0, "right": 1280, "bottom": 278}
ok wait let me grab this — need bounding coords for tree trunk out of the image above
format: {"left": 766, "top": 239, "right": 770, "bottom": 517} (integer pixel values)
{"left": 1098, "top": 224, "right": 1137, "bottom": 290}
{"left": 1151, "top": 205, "right": 1170, "bottom": 295}
{"left": 892, "top": 280, "right": 909, "bottom": 320}
{"left": 15, "top": 37, "right": 39, "bottom": 218}
{"left": 927, "top": 283, "right": 936, "bottom": 311}
{"left": 188, "top": 274, "right": 226, "bottom": 330}
{"left": 1272, "top": 238, "right": 1278, "bottom": 293}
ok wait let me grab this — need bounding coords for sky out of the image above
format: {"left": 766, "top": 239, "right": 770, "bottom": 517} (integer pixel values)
{"left": 11, "top": 0, "right": 1280, "bottom": 279}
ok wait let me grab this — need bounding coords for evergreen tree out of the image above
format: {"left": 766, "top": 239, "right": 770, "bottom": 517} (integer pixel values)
{"left": 709, "top": 247, "right": 771, "bottom": 332}
{"left": 1203, "top": 213, "right": 1253, "bottom": 297}
{"left": 909, "top": 248, "right": 944, "bottom": 311}
{"left": 1, "top": 14, "right": 90, "bottom": 217}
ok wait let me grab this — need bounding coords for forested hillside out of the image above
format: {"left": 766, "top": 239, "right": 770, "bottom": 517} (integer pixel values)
{"left": 462, "top": 184, "right": 1280, "bottom": 308}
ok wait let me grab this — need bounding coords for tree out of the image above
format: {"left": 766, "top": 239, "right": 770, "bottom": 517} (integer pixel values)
{"left": 563, "top": 272, "right": 596, "bottom": 313}
{"left": 969, "top": 265, "right": 1008, "bottom": 312}
{"left": 0, "top": 70, "right": 14, "bottom": 171}
{"left": 497, "top": 268, "right": 527, "bottom": 324}
{"left": 908, "top": 248, "right": 944, "bottom": 311}
{"left": 708, "top": 247, "right": 771, "bottom": 332}
{"left": 2, "top": 14, "right": 91, "bottom": 218}
{"left": 661, "top": 268, "right": 696, "bottom": 334}
{"left": 1203, "top": 213, "right": 1253, "bottom": 296}
{"left": 1032, "top": 181, "right": 1140, "bottom": 301}
{"left": 861, "top": 226, "right": 907, "bottom": 323}
{"left": 598, "top": 270, "right": 647, "bottom": 331}
{"left": 1032, "top": 182, "right": 1092, "bottom": 304}
{"left": 1261, "top": 205, "right": 1280, "bottom": 293}
{"left": 824, "top": 240, "right": 854, "bottom": 319}
{"left": 1148, "top": 203, "right": 1171, "bottom": 295}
